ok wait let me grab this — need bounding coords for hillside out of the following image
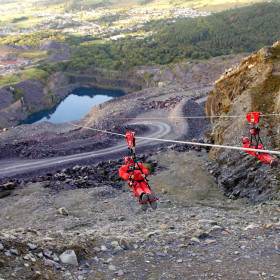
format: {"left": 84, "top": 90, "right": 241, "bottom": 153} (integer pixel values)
{"left": 64, "top": 2, "right": 280, "bottom": 71}
{"left": 1, "top": 150, "right": 280, "bottom": 280}
{"left": 0, "top": 44, "right": 23, "bottom": 60}
{"left": 1, "top": 2, "right": 280, "bottom": 279}
{"left": 1, "top": 2, "right": 279, "bottom": 74}
{"left": 0, "top": 53, "right": 280, "bottom": 279}
{"left": 206, "top": 40, "right": 280, "bottom": 202}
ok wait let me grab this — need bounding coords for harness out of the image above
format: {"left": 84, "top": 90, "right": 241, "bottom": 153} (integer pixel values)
{"left": 247, "top": 112, "right": 263, "bottom": 149}
{"left": 127, "top": 165, "right": 145, "bottom": 182}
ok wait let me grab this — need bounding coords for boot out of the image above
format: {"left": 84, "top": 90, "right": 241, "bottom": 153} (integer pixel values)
{"left": 148, "top": 193, "right": 157, "bottom": 210}
{"left": 140, "top": 193, "right": 149, "bottom": 211}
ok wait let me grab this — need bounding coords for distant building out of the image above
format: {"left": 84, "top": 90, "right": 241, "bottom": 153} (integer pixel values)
{"left": 0, "top": 60, "right": 28, "bottom": 69}
{"left": 0, "top": 60, "right": 30, "bottom": 75}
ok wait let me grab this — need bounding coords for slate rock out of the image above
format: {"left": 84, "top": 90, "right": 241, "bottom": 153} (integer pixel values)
{"left": 27, "top": 243, "right": 37, "bottom": 250}
{"left": 10, "top": 249, "right": 19, "bottom": 255}
{"left": 108, "top": 265, "right": 116, "bottom": 271}
{"left": 0, "top": 190, "right": 11, "bottom": 198}
{"left": 44, "top": 259, "right": 61, "bottom": 269}
{"left": 60, "top": 250, "right": 78, "bottom": 266}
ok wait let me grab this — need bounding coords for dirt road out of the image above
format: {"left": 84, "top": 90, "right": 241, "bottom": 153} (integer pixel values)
{"left": 0, "top": 120, "right": 171, "bottom": 178}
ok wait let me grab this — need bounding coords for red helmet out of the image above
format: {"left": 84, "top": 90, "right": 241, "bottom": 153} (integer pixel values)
{"left": 124, "top": 156, "right": 133, "bottom": 165}
{"left": 242, "top": 137, "right": 250, "bottom": 144}
{"left": 250, "top": 128, "right": 259, "bottom": 135}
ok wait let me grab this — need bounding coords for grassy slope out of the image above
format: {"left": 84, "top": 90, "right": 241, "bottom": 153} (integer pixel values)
{"left": 0, "top": 68, "right": 49, "bottom": 88}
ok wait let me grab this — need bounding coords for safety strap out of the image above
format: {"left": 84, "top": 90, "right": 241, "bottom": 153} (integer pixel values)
{"left": 249, "top": 128, "right": 264, "bottom": 149}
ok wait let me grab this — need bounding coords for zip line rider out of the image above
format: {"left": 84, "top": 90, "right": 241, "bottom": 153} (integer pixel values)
{"left": 119, "top": 131, "right": 158, "bottom": 211}
{"left": 119, "top": 156, "right": 157, "bottom": 211}
{"left": 242, "top": 112, "right": 278, "bottom": 166}
{"left": 242, "top": 137, "right": 278, "bottom": 165}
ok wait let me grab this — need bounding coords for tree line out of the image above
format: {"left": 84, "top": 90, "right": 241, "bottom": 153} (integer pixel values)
{"left": 65, "top": 2, "right": 280, "bottom": 71}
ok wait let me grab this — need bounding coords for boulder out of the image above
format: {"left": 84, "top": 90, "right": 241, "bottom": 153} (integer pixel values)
{"left": 0, "top": 190, "right": 11, "bottom": 199}
{"left": 59, "top": 250, "right": 78, "bottom": 266}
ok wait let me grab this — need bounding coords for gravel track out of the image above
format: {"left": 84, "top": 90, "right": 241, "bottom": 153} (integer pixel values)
{"left": 0, "top": 121, "right": 171, "bottom": 178}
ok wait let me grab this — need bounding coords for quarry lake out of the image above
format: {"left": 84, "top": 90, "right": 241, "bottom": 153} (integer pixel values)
{"left": 21, "top": 87, "right": 125, "bottom": 124}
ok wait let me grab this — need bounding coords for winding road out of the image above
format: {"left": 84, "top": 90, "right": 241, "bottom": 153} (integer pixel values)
{"left": 0, "top": 121, "right": 172, "bottom": 178}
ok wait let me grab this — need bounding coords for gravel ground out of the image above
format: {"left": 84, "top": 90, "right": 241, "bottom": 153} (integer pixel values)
{"left": 1, "top": 83, "right": 279, "bottom": 280}
{"left": 0, "top": 151, "right": 279, "bottom": 280}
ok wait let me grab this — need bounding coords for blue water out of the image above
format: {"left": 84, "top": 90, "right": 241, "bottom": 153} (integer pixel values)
{"left": 21, "top": 87, "right": 125, "bottom": 124}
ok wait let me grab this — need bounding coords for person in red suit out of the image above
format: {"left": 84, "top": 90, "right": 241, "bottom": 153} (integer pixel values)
{"left": 119, "top": 156, "right": 157, "bottom": 211}
{"left": 242, "top": 137, "right": 278, "bottom": 165}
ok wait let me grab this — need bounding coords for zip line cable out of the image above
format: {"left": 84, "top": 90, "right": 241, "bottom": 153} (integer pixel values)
{"left": 67, "top": 122, "right": 280, "bottom": 156}
{"left": 135, "top": 135, "right": 280, "bottom": 155}
{"left": 67, "top": 122, "right": 125, "bottom": 137}
{"left": 85, "top": 113, "right": 280, "bottom": 121}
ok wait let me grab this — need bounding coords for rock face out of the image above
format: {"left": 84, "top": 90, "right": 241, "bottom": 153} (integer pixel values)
{"left": 0, "top": 44, "right": 25, "bottom": 60}
{"left": 39, "top": 40, "right": 71, "bottom": 63}
{"left": 0, "top": 75, "right": 71, "bottom": 128}
{"left": 0, "top": 88, "right": 14, "bottom": 110}
{"left": 67, "top": 69, "right": 144, "bottom": 92}
{"left": 205, "top": 40, "right": 280, "bottom": 202}
{"left": 0, "top": 68, "right": 144, "bottom": 128}
{"left": 137, "top": 54, "right": 246, "bottom": 88}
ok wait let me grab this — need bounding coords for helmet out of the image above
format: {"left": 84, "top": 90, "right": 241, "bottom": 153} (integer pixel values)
{"left": 250, "top": 127, "right": 259, "bottom": 135}
{"left": 124, "top": 156, "right": 133, "bottom": 165}
{"left": 242, "top": 137, "right": 250, "bottom": 144}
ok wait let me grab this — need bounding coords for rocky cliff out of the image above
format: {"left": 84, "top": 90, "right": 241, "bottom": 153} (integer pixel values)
{"left": 0, "top": 73, "right": 71, "bottom": 128}
{"left": 206, "top": 40, "right": 280, "bottom": 202}
{"left": 66, "top": 69, "right": 143, "bottom": 92}
{"left": 0, "top": 69, "right": 144, "bottom": 128}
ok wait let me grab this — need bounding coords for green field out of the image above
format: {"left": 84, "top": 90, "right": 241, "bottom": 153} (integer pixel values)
{"left": 0, "top": 68, "right": 49, "bottom": 88}
{"left": 0, "top": 0, "right": 275, "bottom": 29}
{"left": 21, "top": 68, "right": 49, "bottom": 82}
{"left": 19, "top": 51, "right": 48, "bottom": 59}
{"left": 0, "top": 73, "right": 21, "bottom": 88}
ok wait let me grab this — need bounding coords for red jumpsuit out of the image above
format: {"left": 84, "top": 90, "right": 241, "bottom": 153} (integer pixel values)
{"left": 119, "top": 163, "right": 152, "bottom": 199}
{"left": 243, "top": 143, "right": 277, "bottom": 165}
